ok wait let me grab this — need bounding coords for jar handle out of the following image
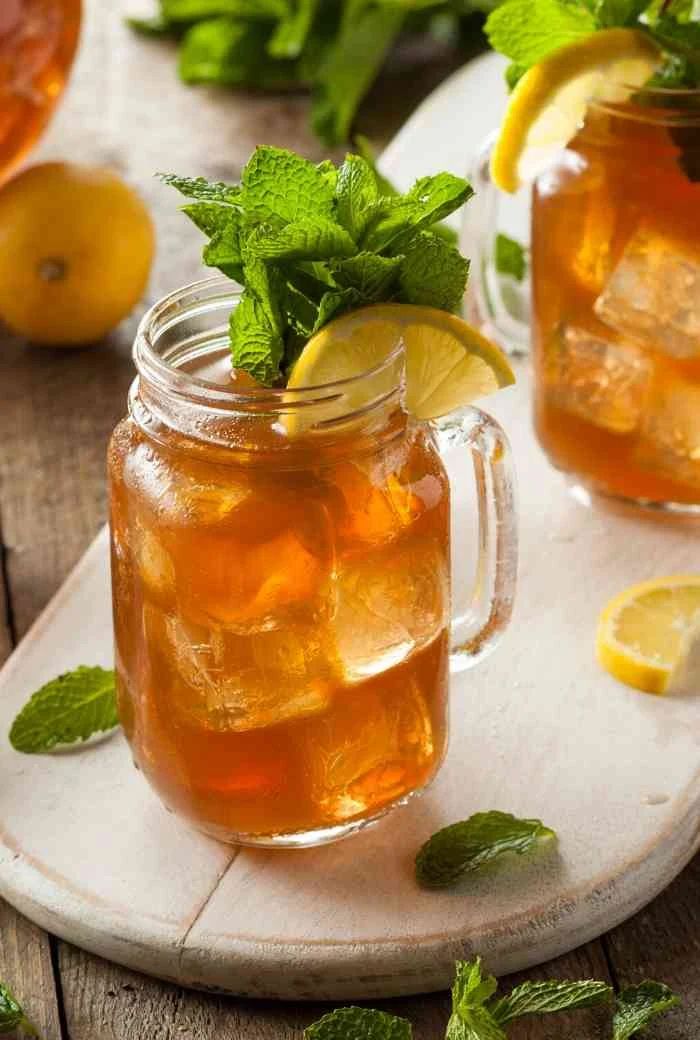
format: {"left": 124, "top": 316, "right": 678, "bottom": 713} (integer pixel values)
{"left": 462, "top": 133, "right": 530, "bottom": 357}
{"left": 435, "top": 408, "right": 518, "bottom": 672}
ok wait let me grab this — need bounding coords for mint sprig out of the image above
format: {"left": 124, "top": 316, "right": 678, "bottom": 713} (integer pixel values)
{"left": 9, "top": 666, "right": 118, "bottom": 754}
{"left": 494, "top": 233, "right": 527, "bottom": 282}
{"left": 612, "top": 981, "right": 681, "bottom": 1039}
{"left": 0, "top": 981, "right": 37, "bottom": 1036}
{"left": 415, "top": 811, "right": 557, "bottom": 888}
{"left": 305, "top": 1007, "right": 412, "bottom": 1040}
{"left": 164, "top": 145, "right": 473, "bottom": 384}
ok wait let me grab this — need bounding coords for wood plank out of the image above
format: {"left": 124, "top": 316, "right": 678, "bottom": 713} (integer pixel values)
{"left": 0, "top": 903, "right": 63, "bottom": 1040}
{"left": 603, "top": 853, "right": 700, "bottom": 1039}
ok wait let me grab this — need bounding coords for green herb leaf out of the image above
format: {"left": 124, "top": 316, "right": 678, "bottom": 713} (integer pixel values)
{"left": 335, "top": 154, "right": 380, "bottom": 239}
{"left": 203, "top": 219, "right": 245, "bottom": 281}
{"left": 10, "top": 667, "right": 118, "bottom": 754}
{"left": 178, "top": 17, "right": 293, "bottom": 88}
{"left": 362, "top": 172, "right": 472, "bottom": 252}
{"left": 247, "top": 218, "right": 357, "bottom": 262}
{"left": 312, "top": 287, "right": 364, "bottom": 331}
{"left": 485, "top": 0, "right": 596, "bottom": 67}
{"left": 311, "top": 1, "right": 405, "bottom": 146}
{"left": 505, "top": 61, "right": 527, "bottom": 89}
{"left": 398, "top": 230, "right": 469, "bottom": 310}
{"left": 162, "top": 0, "right": 287, "bottom": 22}
{"left": 182, "top": 201, "right": 238, "bottom": 236}
{"left": 612, "top": 981, "right": 681, "bottom": 1039}
{"left": 415, "top": 811, "right": 557, "bottom": 888}
{"left": 591, "top": 0, "right": 649, "bottom": 27}
{"left": 494, "top": 233, "right": 527, "bottom": 282}
{"left": 305, "top": 1007, "right": 412, "bottom": 1040}
{"left": 354, "top": 135, "right": 400, "bottom": 198}
{"left": 126, "top": 14, "right": 174, "bottom": 36}
{"left": 159, "top": 173, "right": 242, "bottom": 203}
{"left": 242, "top": 145, "right": 336, "bottom": 225}
{"left": 0, "top": 981, "right": 36, "bottom": 1035}
{"left": 447, "top": 961, "right": 505, "bottom": 1040}
{"left": 268, "top": 0, "right": 319, "bottom": 58}
{"left": 490, "top": 979, "right": 612, "bottom": 1025}
{"left": 229, "top": 293, "right": 284, "bottom": 384}
{"left": 332, "top": 252, "right": 403, "bottom": 298}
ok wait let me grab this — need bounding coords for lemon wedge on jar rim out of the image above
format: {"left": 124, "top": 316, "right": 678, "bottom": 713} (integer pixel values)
{"left": 597, "top": 575, "right": 700, "bottom": 695}
{"left": 491, "top": 28, "right": 662, "bottom": 193}
{"left": 285, "top": 304, "right": 515, "bottom": 430}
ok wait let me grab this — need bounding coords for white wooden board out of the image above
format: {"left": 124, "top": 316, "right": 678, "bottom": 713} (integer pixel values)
{"left": 1, "top": 53, "right": 699, "bottom": 1000}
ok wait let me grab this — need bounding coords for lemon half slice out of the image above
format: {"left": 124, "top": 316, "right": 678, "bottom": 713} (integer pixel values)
{"left": 286, "top": 304, "right": 514, "bottom": 429}
{"left": 492, "top": 28, "right": 661, "bottom": 193}
{"left": 597, "top": 575, "right": 700, "bottom": 694}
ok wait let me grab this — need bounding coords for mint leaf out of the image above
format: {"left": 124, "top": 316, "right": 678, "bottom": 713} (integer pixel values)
{"left": 505, "top": 61, "right": 527, "bottom": 89}
{"left": 494, "top": 233, "right": 527, "bottom": 282}
{"left": 363, "top": 172, "right": 472, "bottom": 253}
{"left": 415, "top": 811, "right": 557, "bottom": 888}
{"left": 490, "top": 979, "right": 612, "bottom": 1025}
{"left": 10, "top": 667, "right": 118, "bottom": 754}
{"left": 242, "top": 145, "right": 336, "bottom": 225}
{"left": 592, "top": 0, "right": 649, "bottom": 27}
{"left": 0, "top": 981, "right": 35, "bottom": 1036}
{"left": 312, "top": 287, "right": 364, "bottom": 331}
{"left": 398, "top": 231, "right": 469, "bottom": 311}
{"left": 268, "top": 0, "right": 319, "bottom": 58}
{"left": 486, "top": 0, "right": 596, "bottom": 66}
{"left": 447, "top": 961, "right": 505, "bottom": 1040}
{"left": 162, "top": 0, "right": 287, "bottom": 22}
{"left": 247, "top": 219, "right": 357, "bottom": 262}
{"left": 159, "top": 172, "right": 242, "bottom": 203}
{"left": 332, "top": 252, "right": 403, "bottom": 299}
{"left": 354, "top": 135, "right": 399, "bottom": 198}
{"left": 229, "top": 293, "right": 284, "bottom": 384}
{"left": 335, "top": 154, "right": 380, "bottom": 239}
{"left": 612, "top": 981, "right": 681, "bottom": 1039}
{"left": 305, "top": 1007, "right": 411, "bottom": 1040}
{"left": 127, "top": 14, "right": 173, "bottom": 36}
{"left": 178, "top": 17, "right": 293, "bottom": 88}
{"left": 182, "top": 201, "right": 237, "bottom": 236}
{"left": 311, "top": 1, "right": 405, "bottom": 146}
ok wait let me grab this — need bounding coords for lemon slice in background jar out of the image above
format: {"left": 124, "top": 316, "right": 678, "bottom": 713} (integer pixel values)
{"left": 597, "top": 575, "right": 700, "bottom": 694}
{"left": 285, "top": 304, "right": 515, "bottom": 431}
{"left": 491, "top": 28, "right": 662, "bottom": 193}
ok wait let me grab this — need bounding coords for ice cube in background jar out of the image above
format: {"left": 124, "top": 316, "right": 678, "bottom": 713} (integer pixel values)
{"left": 333, "top": 534, "right": 449, "bottom": 682}
{"left": 546, "top": 325, "right": 653, "bottom": 433}
{"left": 635, "top": 375, "right": 700, "bottom": 489}
{"left": 595, "top": 228, "right": 700, "bottom": 359}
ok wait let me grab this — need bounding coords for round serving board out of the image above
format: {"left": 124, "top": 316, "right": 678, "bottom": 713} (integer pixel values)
{"left": 1, "top": 53, "right": 699, "bottom": 1000}
{"left": 1, "top": 366, "right": 699, "bottom": 1000}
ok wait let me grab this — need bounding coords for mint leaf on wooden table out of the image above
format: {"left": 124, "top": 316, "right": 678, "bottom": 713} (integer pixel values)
{"left": 305, "top": 1007, "right": 412, "bottom": 1040}
{"left": 447, "top": 959, "right": 506, "bottom": 1040}
{"left": 415, "top": 811, "right": 556, "bottom": 888}
{"left": 9, "top": 667, "right": 118, "bottom": 754}
{"left": 612, "top": 981, "right": 681, "bottom": 1039}
{"left": 494, "top": 233, "right": 527, "bottom": 282}
{"left": 165, "top": 146, "right": 473, "bottom": 384}
{"left": 0, "top": 981, "right": 37, "bottom": 1035}
{"left": 490, "top": 979, "right": 612, "bottom": 1025}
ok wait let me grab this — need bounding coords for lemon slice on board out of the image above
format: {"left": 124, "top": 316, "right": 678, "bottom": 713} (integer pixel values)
{"left": 596, "top": 575, "right": 700, "bottom": 695}
{"left": 491, "top": 28, "right": 661, "bottom": 193}
{"left": 286, "top": 304, "right": 514, "bottom": 430}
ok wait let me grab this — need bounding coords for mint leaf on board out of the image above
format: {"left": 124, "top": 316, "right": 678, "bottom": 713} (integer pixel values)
{"left": 490, "top": 979, "right": 612, "bottom": 1025}
{"left": 9, "top": 667, "right": 118, "bottom": 754}
{"left": 415, "top": 810, "right": 556, "bottom": 888}
{"left": 612, "top": 981, "right": 681, "bottom": 1039}
{"left": 494, "top": 233, "right": 527, "bottom": 281}
{"left": 485, "top": 0, "right": 596, "bottom": 67}
{"left": 398, "top": 230, "right": 470, "bottom": 311}
{"left": 310, "top": 1, "right": 405, "bottom": 146}
{"left": 0, "top": 981, "right": 36, "bottom": 1036}
{"left": 305, "top": 1007, "right": 412, "bottom": 1040}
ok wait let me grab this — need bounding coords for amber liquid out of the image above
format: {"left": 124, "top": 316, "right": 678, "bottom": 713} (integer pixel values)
{"left": 109, "top": 355, "right": 450, "bottom": 841}
{"left": 532, "top": 104, "right": 700, "bottom": 506}
{"left": 0, "top": 0, "right": 81, "bottom": 183}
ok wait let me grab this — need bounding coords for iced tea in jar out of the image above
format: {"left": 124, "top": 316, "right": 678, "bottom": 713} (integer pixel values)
{"left": 109, "top": 280, "right": 517, "bottom": 847}
{"left": 0, "top": 0, "right": 81, "bottom": 183}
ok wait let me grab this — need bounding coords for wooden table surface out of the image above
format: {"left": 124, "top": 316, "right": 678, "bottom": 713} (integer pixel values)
{"left": 0, "top": 3, "right": 698, "bottom": 1037}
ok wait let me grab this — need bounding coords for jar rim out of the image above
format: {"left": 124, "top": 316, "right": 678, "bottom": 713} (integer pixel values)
{"left": 588, "top": 83, "right": 700, "bottom": 125}
{"left": 134, "top": 275, "right": 405, "bottom": 411}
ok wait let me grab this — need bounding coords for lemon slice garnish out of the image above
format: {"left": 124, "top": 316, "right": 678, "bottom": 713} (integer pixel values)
{"left": 491, "top": 28, "right": 661, "bottom": 193}
{"left": 597, "top": 575, "right": 700, "bottom": 694}
{"left": 285, "top": 304, "right": 515, "bottom": 431}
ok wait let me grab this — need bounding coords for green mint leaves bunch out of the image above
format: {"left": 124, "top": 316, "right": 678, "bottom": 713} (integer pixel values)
{"left": 486, "top": 0, "right": 700, "bottom": 90}
{"left": 129, "top": 1, "right": 498, "bottom": 146}
{"left": 0, "top": 981, "right": 37, "bottom": 1036}
{"left": 163, "top": 145, "right": 473, "bottom": 385}
{"left": 305, "top": 960, "right": 680, "bottom": 1040}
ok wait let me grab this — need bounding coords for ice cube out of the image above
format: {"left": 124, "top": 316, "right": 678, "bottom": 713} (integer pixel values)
{"left": 546, "top": 325, "right": 653, "bottom": 434}
{"left": 333, "top": 534, "right": 449, "bottom": 682}
{"left": 595, "top": 228, "right": 700, "bottom": 359}
{"left": 635, "top": 376, "right": 700, "bottom": 489}
{"left": 307, "top": 675, "right": 434, "bottom": 822}
{"left": 132, "top": 521, "right": 176, "bottom": 605}
{"left": 329, "top": 458, "right": 424, "bottom": 550}
{"left": 162, "top": 612, "right": 335, "bottom": 732}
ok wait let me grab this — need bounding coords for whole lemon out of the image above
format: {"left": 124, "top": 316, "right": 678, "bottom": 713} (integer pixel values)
{"left": 0, "top": 162, "right": 155, "bottom": 345}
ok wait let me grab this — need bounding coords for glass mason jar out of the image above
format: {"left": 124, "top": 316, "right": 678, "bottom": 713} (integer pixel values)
{"left": 466, "top": 86, "right": 700, "bottom": 515}
{"left": 108, "top": 279, "right": 518, "bottom": 848}
{"left": 0, "top": 0, "right": 81, "bottom": 184}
